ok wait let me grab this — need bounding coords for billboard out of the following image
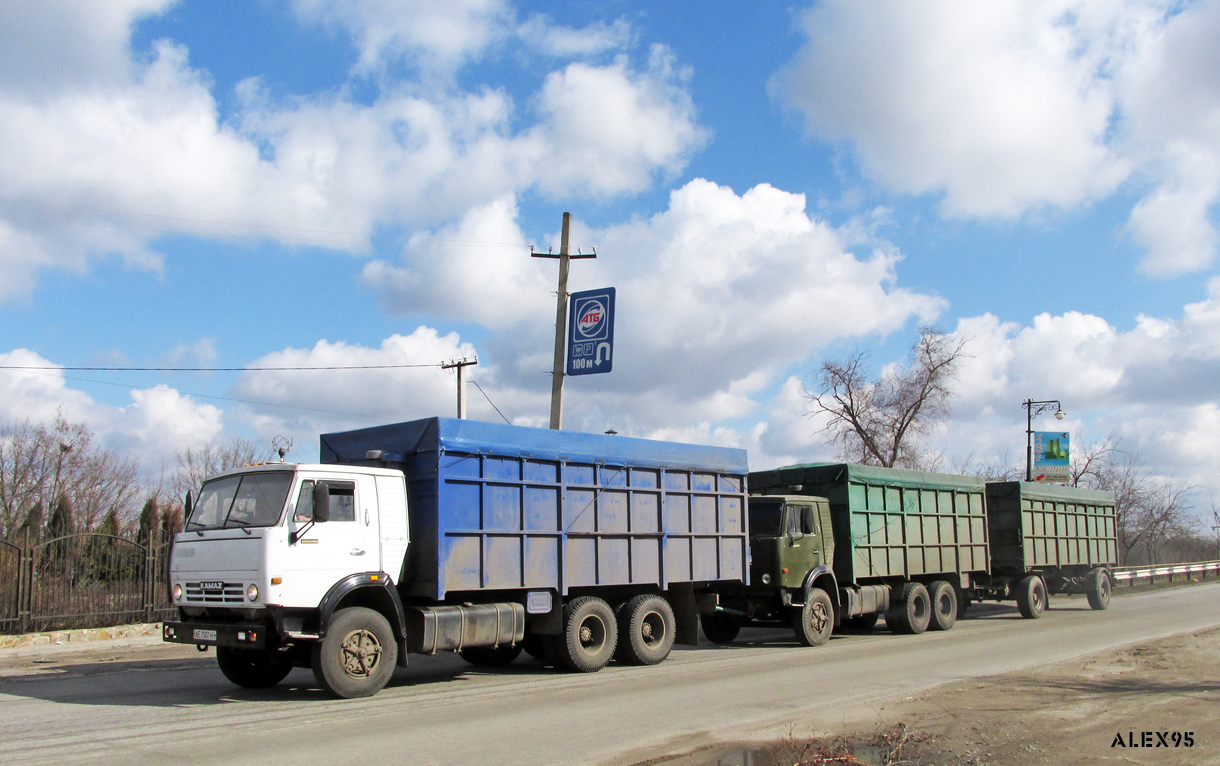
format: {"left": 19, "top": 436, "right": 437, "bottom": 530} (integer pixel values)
{"left": 566, "top": 287, "right": 615, "bottom": 376}
{"left": 1032, "top": 431, "right": 1071, "bottom": 483}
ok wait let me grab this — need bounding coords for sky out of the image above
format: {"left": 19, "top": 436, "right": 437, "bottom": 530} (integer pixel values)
{"left": 1, "top": 1, "right": 1218, "bottom": 521}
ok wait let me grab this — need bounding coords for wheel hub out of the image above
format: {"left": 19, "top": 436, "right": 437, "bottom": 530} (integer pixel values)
{"left": 340, "top": 628, "right": 382, "bottom": 678}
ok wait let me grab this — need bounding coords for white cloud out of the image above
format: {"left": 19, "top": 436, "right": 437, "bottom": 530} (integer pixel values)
{"left": 0, "top": 0, "right": 172, "bottom": 94}
{"left": 360, "top": 196, "right": 550, "bottom": 327}
{"left": 773, "top": 0, "right": 1220, "bottom": 273}
{"left": 525, "top": 47, "right": 707, "bottom": 198}
{"left": 517, "top": 15, "right": 634, "bottom": 57}
{"left": 938, "top": 288, "right": 1220, "bottom": 499}
{"left": 0, "top": 5, "right": 703, "bottom": 303}
{"left": 290, "top": 0, "right": 513, "bottom": 74}
{"left": 229, "top": 328, "right": 506, "bottom": 453}
{"left": 0, "top": 349, "right": 225, "bottom": 477}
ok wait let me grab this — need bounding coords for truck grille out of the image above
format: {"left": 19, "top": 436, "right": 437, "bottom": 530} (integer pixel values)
{"left": 185, "top": 581, "right": 246, "bottom": 603}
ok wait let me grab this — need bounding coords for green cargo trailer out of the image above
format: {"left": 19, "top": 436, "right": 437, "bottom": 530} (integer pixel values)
{"left": 971, "top": 481, "right": 1117, "bottom": 618}
{"left": 701, "top": 463, "right": 991, "bottom": 644}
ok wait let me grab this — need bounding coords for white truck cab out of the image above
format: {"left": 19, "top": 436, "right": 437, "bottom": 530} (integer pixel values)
{"left": 164, "top": 463, "right": 411, "bottom": 696}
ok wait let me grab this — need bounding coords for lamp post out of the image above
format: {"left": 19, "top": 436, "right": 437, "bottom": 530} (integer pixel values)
{"left": 1023, "top": 399, "right": 1066, "bottom": 482}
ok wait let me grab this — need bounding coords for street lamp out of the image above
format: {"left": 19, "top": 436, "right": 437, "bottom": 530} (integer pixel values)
{"left": 1023, "top": 399, "right": 1066, "bottom": 482}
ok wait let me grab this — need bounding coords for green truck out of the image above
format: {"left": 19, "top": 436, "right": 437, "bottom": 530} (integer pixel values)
{"left": 698, "top": 463, "right": 1117, "bottom": 646}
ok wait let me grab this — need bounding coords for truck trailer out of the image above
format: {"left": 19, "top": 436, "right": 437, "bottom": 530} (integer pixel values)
{"left": 704, "top": 463, "right": 990, "bottom": 644}
{"left": 703, "top": 463, "right": 1116, "bottom": 648}
{"left": 162, "top": 417, "right": 749, "bottom": 698}
{"left": 968, "top": 480, "right": 1118, "bottom": 618}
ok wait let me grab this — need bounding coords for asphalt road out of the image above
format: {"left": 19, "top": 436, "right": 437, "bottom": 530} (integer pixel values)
{"left": 2, "top": 583, "right": 1218, "bottom": 766}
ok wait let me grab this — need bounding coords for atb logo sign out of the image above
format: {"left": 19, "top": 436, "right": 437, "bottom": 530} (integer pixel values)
{"left": 577, "top": 300, "right": 606, "bottom": 337}
{"left": 567, "top": 287, "right": 615, "bottom": 376}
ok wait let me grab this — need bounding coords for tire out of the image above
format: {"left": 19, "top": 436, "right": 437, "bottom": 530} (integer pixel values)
{"left": 458, "top": 644, "right": 522, "bottom": 667}
{"left": 311, "top": 606, "right": 398, "bottom": 698}
{"left": 927, "top": 580, "right": 957, "bottom": 631}
{"left": 1016, "top": 575, "right": 1047, "bottom": 619}
{"left": 792, "top": 588, "right": 834, "bottom": 647}
{"left": 552, "top": 596, "right": 617, "bottom": 673}
{"left": 842, "top": 612, "right": 879, "bottom": 632}
{"left": 700, "top": 611, "right": 741, "bottom": 644}
{"left": 616, "top": 594, "right": 676, "bottom": 666}
{"left": 885, "top": 582, "right": 931, "bottom": 635}
{"left": 216, "top": 647, "right": 293, "bottom": 689}
{"left": 1086, "top": 569, "right": 1112, "bottom": 611}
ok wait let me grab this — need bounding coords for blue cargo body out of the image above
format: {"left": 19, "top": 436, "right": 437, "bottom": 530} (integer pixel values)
{"left": 320, "top": 418, "right": 750, "bottom": 602}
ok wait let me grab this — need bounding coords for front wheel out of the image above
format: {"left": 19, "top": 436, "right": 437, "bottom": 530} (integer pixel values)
{"left": 1086, "top": 569, "right": 1112, "bottom": 611}
{"left": 792, "top": 588, "right": 834, "bottom": 647}
{"left": 1016, "top": 575, "right": 1048, "bottom": 619}
{"left": 216, "top": 647, "right": 293, "bottom": 689}
{"left": 311, "top": 606, "right": 398, "bottom": 698}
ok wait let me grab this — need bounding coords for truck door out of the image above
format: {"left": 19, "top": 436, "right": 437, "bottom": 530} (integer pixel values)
{"left": 783, "top": 503, "right": 824, "bottom": 589}
{"left": 281, "top": 474, "right": 382, "bottom": 606}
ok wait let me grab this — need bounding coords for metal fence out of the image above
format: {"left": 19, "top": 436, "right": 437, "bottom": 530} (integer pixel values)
{"left": 0, "top": 531, "right": 175, "bottom": 635}
{"left": 1113, "top": 559, "right": 1220, "bottom": 586}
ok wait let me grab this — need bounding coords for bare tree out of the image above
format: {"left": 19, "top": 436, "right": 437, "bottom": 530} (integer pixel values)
{"left": 172, "top": 438, "right": 272, "bottom": 502}
{"left": 0, "top": 415, "right": 140, "bottom": 538}
{"left": 803, "top": 327, "right": 969, "bottom": 470}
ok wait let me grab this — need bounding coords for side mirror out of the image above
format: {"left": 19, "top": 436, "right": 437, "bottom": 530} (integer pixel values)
{"left": 312, "top": 483, "right": 331, "bottom": 523}
{"left": 184, "top": 491, "right": 193, "bottom": 520}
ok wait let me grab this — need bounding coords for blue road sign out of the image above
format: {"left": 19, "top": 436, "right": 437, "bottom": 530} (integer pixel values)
{"left": 567, "top": 287, "right": 615, "bottom": 376}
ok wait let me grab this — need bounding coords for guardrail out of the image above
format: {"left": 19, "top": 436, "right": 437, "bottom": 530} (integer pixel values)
{"left": 1113, "top": 560, "right": 1220, "bottom": 585}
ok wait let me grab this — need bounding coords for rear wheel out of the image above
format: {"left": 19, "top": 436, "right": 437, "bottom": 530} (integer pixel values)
{"left": 792, "top": 588, "right": 834, "bottom": 647}
{"left": 927, "top": 580, "right": 957, "bottom": 631}
{"left": 311, "top": 606, "right": 398, "bottom": 698}
{"left": 216, "top": 647, "right": 293, "bottom": 689}
{"left": 885, "top": 582, "right": 931, "bottom": 635}
{"left": 700, "top": 612, "right": 741, "bottom": 644}
{"left": 458, "top": 644, "right": 522, "bottom": 667}
{"left": 1086, "top": 569, "right": 1112, "bottom": 611}
{"left": 552, "top": 596, "right": 617, "bottom": 673}
{"left": 616, "top": 594, "right": 676, "bottom": 665}
{"left": 1016, "top": 575, "right": 1047, "bottom": 619}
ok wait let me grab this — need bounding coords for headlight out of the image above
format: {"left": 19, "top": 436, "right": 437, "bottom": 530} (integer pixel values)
{"left": 761, "top": 573, "right": 772, "bottom": 585}
{"left": 246, "top": 584, "right": 259, "bottom": 602}
{"left": 172, "top": 583, "right": 183, "bottom": 602}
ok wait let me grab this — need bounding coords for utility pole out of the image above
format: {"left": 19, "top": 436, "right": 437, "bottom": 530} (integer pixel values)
{"left": 532, "top": 212, "right": 595, "bottom": 429}
{"left": 441, "top": 356, "right": 478, "bottom": 419}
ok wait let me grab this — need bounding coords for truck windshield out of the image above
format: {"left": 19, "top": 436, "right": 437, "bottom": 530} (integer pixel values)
{"left": 187, "top": 471, "right": 294, "bottom": 530}
{"left": 748, "top": 499, "right": 785, "bottom": 537}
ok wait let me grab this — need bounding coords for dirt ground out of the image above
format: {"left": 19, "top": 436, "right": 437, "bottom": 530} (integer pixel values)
{"left": 652, "top": 623, "right": 1220, "bottom": 766}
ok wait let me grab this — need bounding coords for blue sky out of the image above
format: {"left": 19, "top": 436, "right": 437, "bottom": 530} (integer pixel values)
{"left": 1, "top": 0, "right": 1219, "bottom": 516}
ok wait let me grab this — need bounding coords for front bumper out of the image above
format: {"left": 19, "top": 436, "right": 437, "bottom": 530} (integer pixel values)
{"left": 162, "top": 621, "right": 268, "bottom": 650}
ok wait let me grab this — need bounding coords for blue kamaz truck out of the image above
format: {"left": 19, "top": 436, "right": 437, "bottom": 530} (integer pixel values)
{"left": 163, "top": 417, "right": 749, "bottom": 697}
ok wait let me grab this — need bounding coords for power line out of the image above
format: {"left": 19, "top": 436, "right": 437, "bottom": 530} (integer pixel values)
{"left": 0, "top": 363, "right": 443, "bottom": 372}
{"left": 14, "top": 368, "right": 396, "bottom": 422}
{"left": 470, "top": 379, "right": 511, "bottom": 425}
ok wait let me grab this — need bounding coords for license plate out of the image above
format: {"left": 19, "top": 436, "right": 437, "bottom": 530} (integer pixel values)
{"left": 193, "top": 629, "right": 218, "bottom": 642}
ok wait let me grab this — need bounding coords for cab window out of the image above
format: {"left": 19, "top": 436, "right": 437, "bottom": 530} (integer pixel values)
{"left": 294, "top": 480, "right": 357, "bottom": 522}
